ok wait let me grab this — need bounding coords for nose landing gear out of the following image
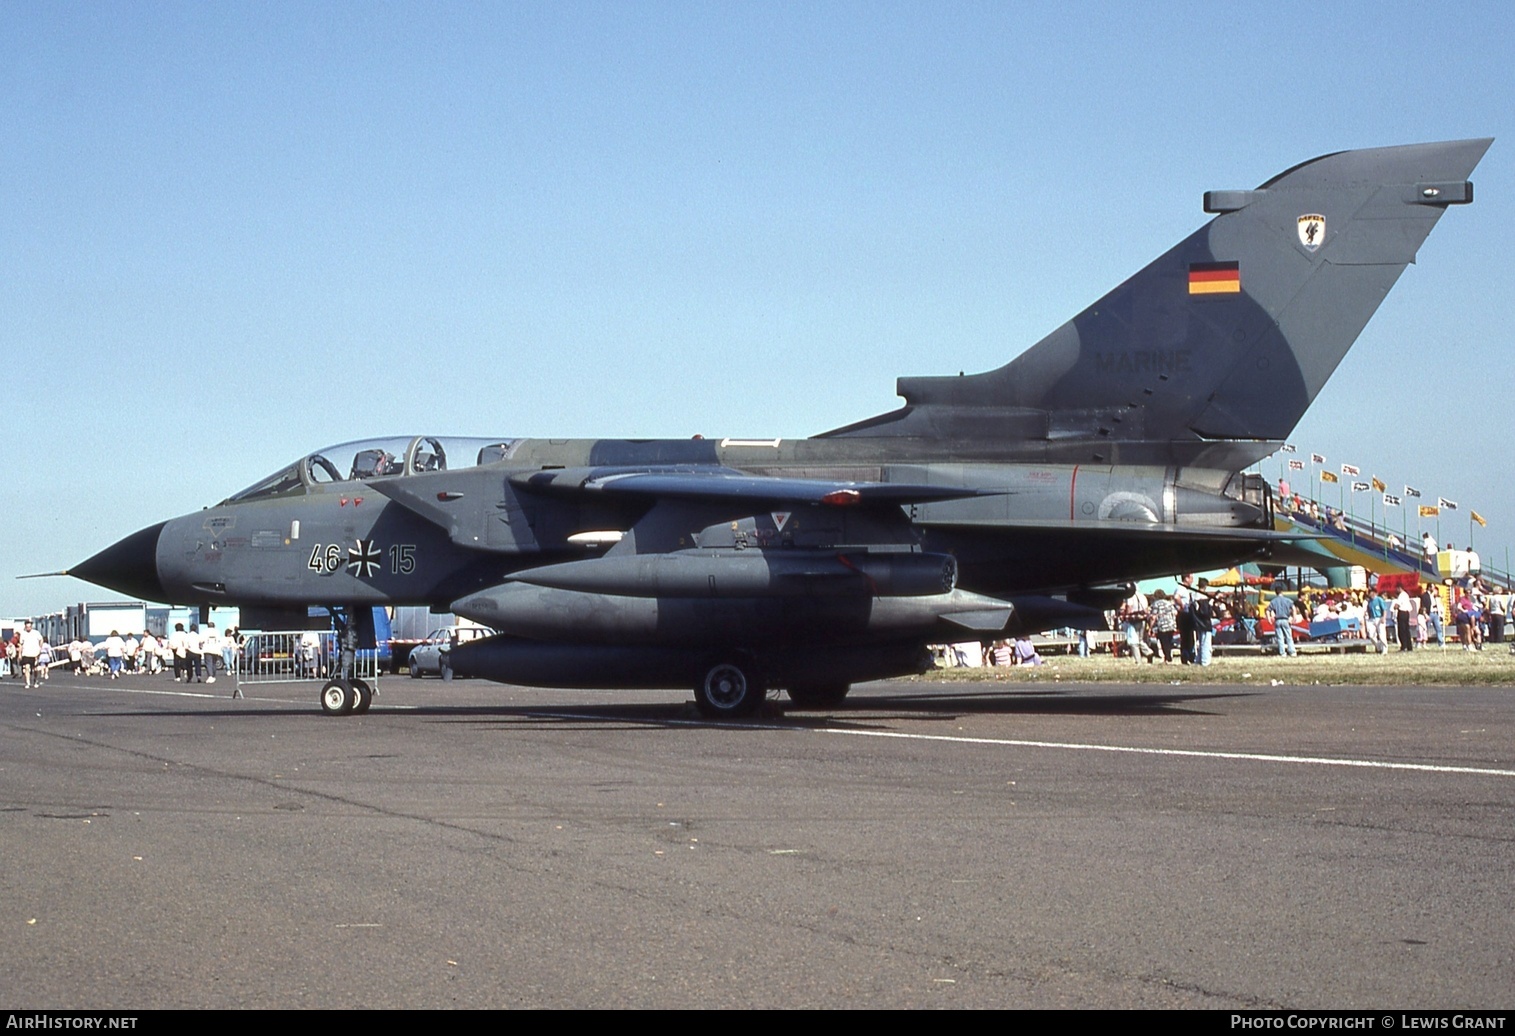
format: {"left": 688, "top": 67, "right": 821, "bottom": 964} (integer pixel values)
{"left": 317, "top": 608, "right": 376, "bottom": 716}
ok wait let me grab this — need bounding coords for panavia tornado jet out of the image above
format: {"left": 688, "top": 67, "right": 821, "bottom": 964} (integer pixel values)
{"left": 72, "top": 138, "right": 1490, "bottom": 716}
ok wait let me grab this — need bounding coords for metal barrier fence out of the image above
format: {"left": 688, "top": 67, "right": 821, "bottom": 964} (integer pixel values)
{"left": 233, "top": 630, "right": 382, "bottom": 688}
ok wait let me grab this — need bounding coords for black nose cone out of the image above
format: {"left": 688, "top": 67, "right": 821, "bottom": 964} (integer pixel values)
{"left": 72, "top": 521, "right": 168, "bottom": 602}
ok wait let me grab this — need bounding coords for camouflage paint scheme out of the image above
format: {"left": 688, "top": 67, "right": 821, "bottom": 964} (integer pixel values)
{"left": 73, "top": 139, "right": 1491, "bottom": 716}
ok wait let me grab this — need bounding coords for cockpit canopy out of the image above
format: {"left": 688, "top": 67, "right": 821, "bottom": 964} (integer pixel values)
{"left": 223, "top": 436, "right": 521, "bottom": 504}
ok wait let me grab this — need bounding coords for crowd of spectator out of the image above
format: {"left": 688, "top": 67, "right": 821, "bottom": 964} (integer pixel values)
{"left": 941, "top": 574, "right": 1513, "bottom": 665}
{"left": 2, "top": 623, "right": 245, "bottom": 683}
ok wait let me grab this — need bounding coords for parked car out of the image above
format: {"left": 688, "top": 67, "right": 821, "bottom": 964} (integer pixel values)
{"left": 407, "top": 626, "right": 490, "bottom": 679}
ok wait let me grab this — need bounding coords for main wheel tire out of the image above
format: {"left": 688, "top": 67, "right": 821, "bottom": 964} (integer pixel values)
{"left": 786, "top": 682, "right": 851, "bottom": 709}
{"left": 351, "top": 679, "right": 373, "bottom": 714}
{"left": 320, "top": 679, "right": 355, "bottom": 716}
{"left": 440, "top": 655, "right": 453, "bottom": 682}
{"left": 694, "top": 659, "right": 765, "bottom": 718}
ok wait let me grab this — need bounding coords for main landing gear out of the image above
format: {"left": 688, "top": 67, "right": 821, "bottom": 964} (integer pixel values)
{"left": 693, "top": 657, "right": 767, "bottom": 719}
{"left": 691, "top": 657, "right": 854, "bottom": 717}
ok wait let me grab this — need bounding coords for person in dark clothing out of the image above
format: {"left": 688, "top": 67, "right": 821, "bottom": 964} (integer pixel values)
{"left": 1393, "top": 588, "right": 1415, "bottom": 652}
{"left": 1176, "top": 591, "right": 1195, "bottom": 664}
{"left": 1190, "top": 591, "right": 1216, "bottom": 666}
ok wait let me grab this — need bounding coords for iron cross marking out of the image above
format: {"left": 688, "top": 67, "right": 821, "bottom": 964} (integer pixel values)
{"left": 347, "top": 539, "right": 381, "bottom": 578}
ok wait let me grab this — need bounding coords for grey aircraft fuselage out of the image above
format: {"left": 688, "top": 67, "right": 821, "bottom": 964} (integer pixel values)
{"left": 149, "top": 438, "right": 1265, "bottom": 611}
{"left": 70, "top": 138, "right": 1491, "bottom": 716}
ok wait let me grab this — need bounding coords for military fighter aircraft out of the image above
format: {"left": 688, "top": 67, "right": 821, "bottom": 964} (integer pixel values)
{"left": 71, "top": 138, "right": 1490, "bottom": 717}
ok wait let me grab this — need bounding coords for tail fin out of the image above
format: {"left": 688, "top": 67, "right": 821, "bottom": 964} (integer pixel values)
{"left": 823, "top": 139, "right": 1491, "bottom": 464}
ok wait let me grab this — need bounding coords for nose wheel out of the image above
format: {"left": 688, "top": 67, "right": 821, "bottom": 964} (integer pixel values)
{"left": 319, "top": 678, "right": 374, "bottom": 715}
{"left": 317, "top": 607, "right": 377, "bottom": 716}
{"left": 320, "top": 679, "right": 355, "bottom": 715}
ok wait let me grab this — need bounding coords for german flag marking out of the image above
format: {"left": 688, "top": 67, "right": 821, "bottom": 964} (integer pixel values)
{"left": 1188, "top": 260, "right": 1240, "bottom": 295}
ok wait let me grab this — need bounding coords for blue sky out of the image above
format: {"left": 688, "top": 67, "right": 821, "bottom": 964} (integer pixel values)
{"left": 4, "top": 1, "right": 1513, "bottom": 616}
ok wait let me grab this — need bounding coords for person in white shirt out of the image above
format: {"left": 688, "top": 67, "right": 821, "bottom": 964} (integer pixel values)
{"left": 147, "top": 634, "right": 166, "bottom": 674}
{"left": 1487, "top": 587, "right": 1507, "bottom": 645}
{"left": 221, "top": 628, "right": 239, "bottom": 679}
{"left": 169, "top": 623, "right": 189, "bottom": 681}
{"left": 19, "top": 622, "right": 44, "bottom": 688}
{"left": 1119, "top": 590, "right": 1148, "bottom": 663}
{"left": 104, "top": 630, "right": 126, "bottom": 679}
{"left": 201, "top": 623, "right": 221, "bottom": 683}
{"left": 187, "top": 626, "right": 205, "bottom": 682}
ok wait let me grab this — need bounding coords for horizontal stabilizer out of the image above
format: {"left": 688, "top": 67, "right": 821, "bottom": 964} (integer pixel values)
{"left": 942, "top": 607, "right": 1014, "bottom": 632}
{"left": 1003, "top": 595, "right": 1112, "bottom": 634}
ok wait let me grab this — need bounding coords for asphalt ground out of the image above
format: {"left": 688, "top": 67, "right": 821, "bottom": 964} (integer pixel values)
{"left": 3, "top": 669, "right": 1513, "bottom": 1009}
